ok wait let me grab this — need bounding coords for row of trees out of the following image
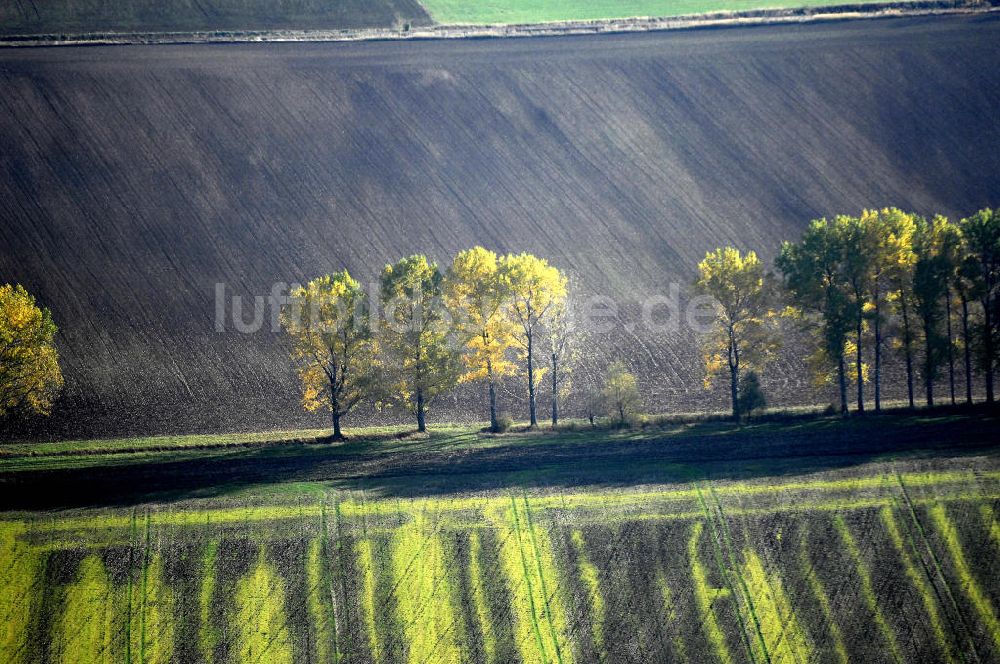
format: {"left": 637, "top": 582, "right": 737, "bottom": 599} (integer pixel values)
{"left": 699, "top": 207, "right": 1000, "bottom": 420}
{"left": 280, "top": 248, "right": 570, "bottom": 439}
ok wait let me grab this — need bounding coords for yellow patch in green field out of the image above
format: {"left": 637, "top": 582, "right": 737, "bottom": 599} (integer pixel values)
{"left": 391, "top": 512, "right": 464, "bottom": 664}
{"left": 52, "top": 554, "right": 126, "bottom": 663}
{"left": 491, "top": 495, "right": 574, "bottom": 664}
{"left": 234, "top": 549, "right": 293, "bottom": 664}
{"left": 688, "top": 521, "right": 732, "bottom": 664}
{"left": 930, "top": 504, "right": 1000, "bottom": 655}
{"left": 0, "top": 522, "right": 43, "bottom": 664}
{"left": 741, "top": 550, "right": 812, "bottom": 664}
{"left": 570, "top": 530, "right": 606, "bottom": 659}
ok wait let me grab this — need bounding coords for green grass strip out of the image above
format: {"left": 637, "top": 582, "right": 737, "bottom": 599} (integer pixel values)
{"left": 740, "top": 550, "right": 811, "bottom": 664}
{"left": 570, "top": 530, "right": 606, "bottom": 660}
{"left": 798, "top": 535, "right": 848, "bottom": 664}
{"left": 521, "top": 495, "right": 570, "bottom": 664}
{"left": 0, "top": 521, "right": 44, "bottom": 664}
{"left": 833, "top": 515, "right": 903, "bottom": 663}
{"left": 307, "top": 538, "right": 335, "bottom": 664}
{"left": 234, "top": 548, "right": 293, "bottom": 664}
{"left": 930, "top": 504, "right": 1000, "bottom": 655}
{"left": 881, "top": 506, "right": 958, "bottom": 664}
{"left": 53, "top": 554, "right": 125, "bottom": 663}
{"left": 390, "top": 510, "right": 463, "bottom": 664}
{"left": 688, "top": 520, "right": 734, "bottom": 664}
{"left": 704, "top": 486, "right": 770, "bottom": 664}
{"left": 357, "top": 538, "right": 382, "bottom": 664}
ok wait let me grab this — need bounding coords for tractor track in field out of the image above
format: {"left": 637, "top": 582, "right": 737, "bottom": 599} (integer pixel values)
{"left": 1, "top": 413, "right": 998, "bottom": 510}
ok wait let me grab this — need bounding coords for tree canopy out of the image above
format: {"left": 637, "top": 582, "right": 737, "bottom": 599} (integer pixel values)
{"left": 0, "top": 283, "right": 63, "bottom": 418}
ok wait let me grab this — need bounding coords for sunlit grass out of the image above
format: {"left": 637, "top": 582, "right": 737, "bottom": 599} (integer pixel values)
{"left": 741, "top": 549, "right": 812, "bottom": 663}
{"left": 234, "top": 548, "right": 293, "bottom": 664}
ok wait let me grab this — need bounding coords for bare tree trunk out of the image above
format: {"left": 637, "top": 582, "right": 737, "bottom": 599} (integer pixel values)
{"left": 874, "top": 299, "right": 882, "bottom": 413}
{"left": 551, "top": 352, "right": 558, "bottom": 427}
{"left": 728, "top": 329, "right": 739, "bottom": 422}
{"left": 946, "top": 290, "right": 956, "bottom": 405}
{"left": 855, "top": 317, "right": 865, "bottom": 413}
{"left": 985, "top": 294, "right": 995, "bottom": 403}
{"left": 902, "top": 298, "right": 915, "bottom": 408}
{"left": 416, "top": 388, "right": 426, "bottom": 433}
{"left": 332, "top": 410, "right": 343, "bottom": 441}
{"left": 962, "top": 296, "right": 973, "bottom": 404}
{"left": 924, "top": 316, "right": 934, "bottom": 408}
{"left": 838, "top": 355, "right": 848, "bottom": 415}
{"left": 487, "top": 360, "right": 499, "bottom": 432}
{"left": 527, "top": 330, "right": 537, "bottom": 428}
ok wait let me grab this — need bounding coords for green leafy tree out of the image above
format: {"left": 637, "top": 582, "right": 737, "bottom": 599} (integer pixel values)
{"left": 501, "top": 252, "right": 568, "bottom": 428}
{"left": 912, "top": 215, "right": 953, "bottom": 407}
{"left": 777, "top": 220, "right": 855, "bottom": 414}
{"left": 602, "top": 361, "right": 640, "bottom": 426}
{"left": 954, "top": 246, "right": 983, "bottom": 404}
{"left": 860, "top": 208, "right": 916, "bottom": 412}
{"left": 379, "top": 255, "right": 461, "bottom": 433}
{"left": 960, "top": 208, "right": 1000, "bottom": 403}
{"left": 885, "top": 215, "right": 921, "bottom": 409}
{"left": 444, "top": 247, "right": 516, "bottom": 432}
{"left": 280, "top": 271, "right": 379, "bottom": 440}
{"left": 836, "top": 213, "right": 882, "bottom": 413}
{"left": 694, "top": 247, "right": 779, "bottom": 421}
{"left": 936, "top": 218, "right": 965, "bottom": 405}
{"left": 0, "top": 284, "right": 63, "bottom": 418}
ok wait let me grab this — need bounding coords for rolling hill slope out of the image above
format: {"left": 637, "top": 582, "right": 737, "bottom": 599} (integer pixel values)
{"left": 2, "top": 15, "right": 1000, "bottom": 437}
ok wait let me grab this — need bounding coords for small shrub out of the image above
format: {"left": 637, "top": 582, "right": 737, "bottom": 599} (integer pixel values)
{"left": 602, "top": 361, "right": 640, "bottom": 426}
{"left": 494, "top": 413, "right": 514, "bottom": 433}
{"left": 738, "top": 371, "right": 767, "bottom": 422}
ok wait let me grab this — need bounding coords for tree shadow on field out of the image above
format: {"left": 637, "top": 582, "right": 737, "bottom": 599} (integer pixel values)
{"left": 1, "top": 410, "right": 999, "bottom": 511}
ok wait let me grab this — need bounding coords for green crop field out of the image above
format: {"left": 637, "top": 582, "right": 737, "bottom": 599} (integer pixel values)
{"left": 417, "top": 0, "right": 885, "bottom": 25}
{"left": 3, "top": 453, "right": 1000, "bottom": 663}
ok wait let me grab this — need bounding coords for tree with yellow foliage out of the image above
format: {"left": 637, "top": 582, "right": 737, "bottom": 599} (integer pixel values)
{"left": 444, "top": 247, "right": 516, "bottom": 433}
{"left": 0, "top": 283, "right": 63, "bottom": 418}
{"left": 280, "top": 271, "right": 378, "bottom": 441}
{"left": 694, "top": 247, "right": 778, "bottom": 421}
{"left": 379, "top": 255, "right": 461, "bottom": 433}
{"left": 501, "top": 252, "right": 568, "bottom": 428}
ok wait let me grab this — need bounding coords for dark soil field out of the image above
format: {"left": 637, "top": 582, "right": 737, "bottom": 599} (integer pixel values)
{"left": 3, "top": 15, "right": 1000, "bottom": 437}
{"left": 2, "top": 412, "right": 999, "bottom": 663}
{"left": 0, "top": 0, "right": 431, "bottom": 36}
